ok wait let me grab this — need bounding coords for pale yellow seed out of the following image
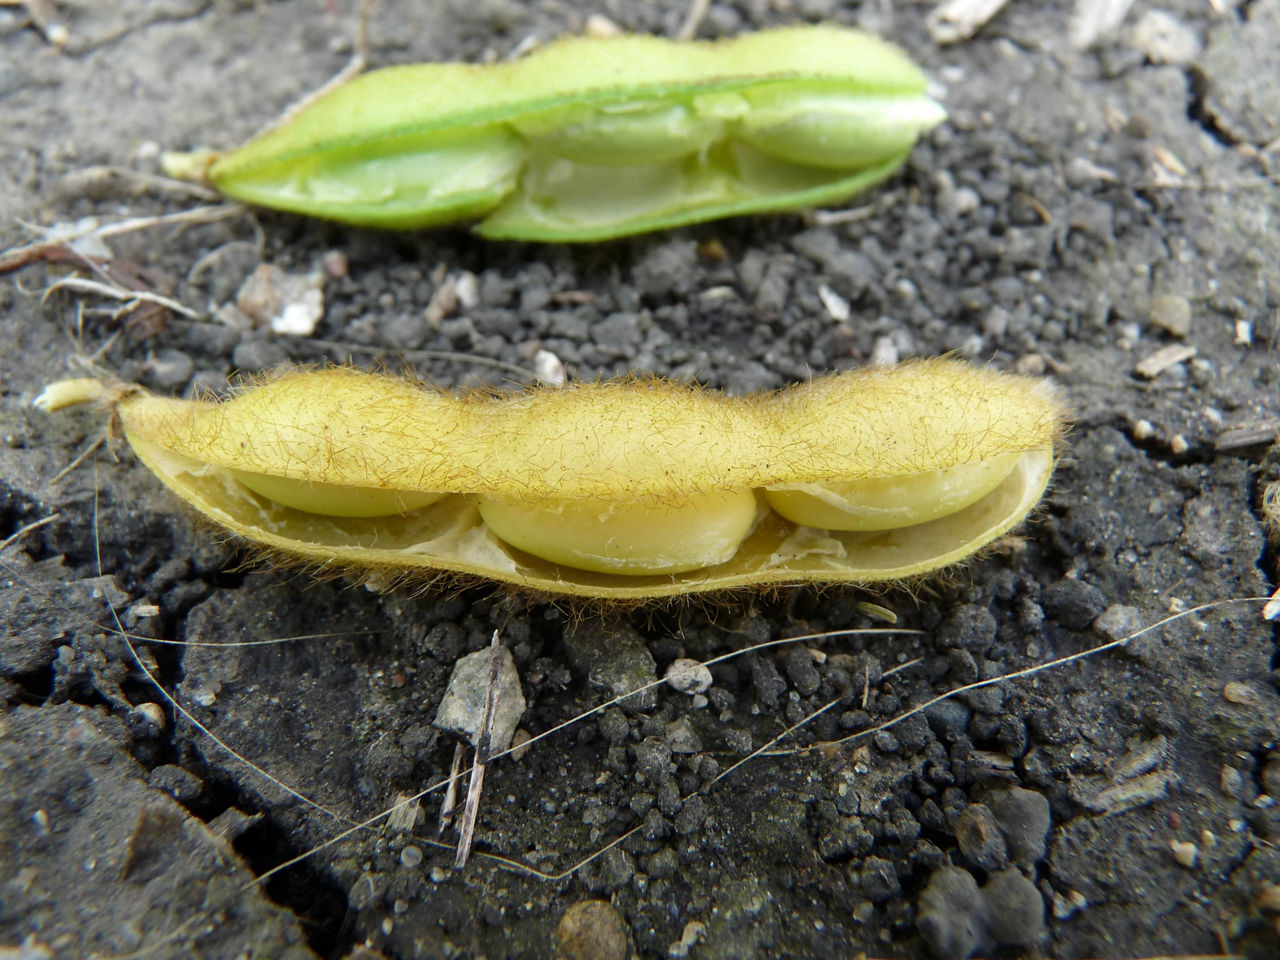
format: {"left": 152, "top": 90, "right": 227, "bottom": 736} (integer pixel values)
{"left": 230, "top": 469, "right": 444, "bottom": 518}
{"left": 763, "top": 452, "right": 1022, "bottom": 531}
{"left": 477, "top": 489, "right": 759, "bottom": 575}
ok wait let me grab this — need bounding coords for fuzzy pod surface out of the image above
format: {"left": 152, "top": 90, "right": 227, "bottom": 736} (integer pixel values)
{"left": 37, "top": 360, "right": 1065, "bottom": 600}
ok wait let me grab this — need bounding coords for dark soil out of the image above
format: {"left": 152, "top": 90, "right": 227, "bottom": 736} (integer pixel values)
{"left": 2, "top": 1, "right": 1278, "bottom": 958}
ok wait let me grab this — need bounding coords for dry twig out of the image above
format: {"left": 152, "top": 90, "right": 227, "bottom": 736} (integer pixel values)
{"left": 676, "top": 0, "right": 711, "bottom": 41}
{"left": 454, "top": 631, "right": 504, "bottom": 868}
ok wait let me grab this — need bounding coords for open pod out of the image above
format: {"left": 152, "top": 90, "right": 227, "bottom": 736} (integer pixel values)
{"left": 37, "top": 361, "right": 1065, "bottom": 600}
{"left": 169, "top": 25, "right": 946, "bottom": 241}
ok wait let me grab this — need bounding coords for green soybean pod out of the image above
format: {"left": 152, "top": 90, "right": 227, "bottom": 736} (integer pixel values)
{"left": 183, "top": 25, "right": 945, "bottom": 241}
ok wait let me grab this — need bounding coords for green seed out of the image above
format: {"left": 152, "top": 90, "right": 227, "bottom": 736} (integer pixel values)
{"left": 513, "top": 102, "right": 725, "bottom": 165}
{"left": 737, "top": 93, "right": 951, "bottom": 169}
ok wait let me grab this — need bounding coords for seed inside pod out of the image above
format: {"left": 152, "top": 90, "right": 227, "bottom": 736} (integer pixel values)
{"left": 514, "top": 102, "right": 726, "bottom": 165}
{"left": 230, "top": 470, "right": 444, "bottom": 518}
{"left": 477, "top": 490, "right": 760, "bottom": 575}
{"left": 219, "top": 131, "right": 527, "bottom": 231}
{"left": 764, "top": 452, "right": 1021, "bottom": 531}
{"left": 738, "top": 93, "right": 949, "bottom": 169}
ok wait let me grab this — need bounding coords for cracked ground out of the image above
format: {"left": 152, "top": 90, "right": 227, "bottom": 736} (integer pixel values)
{"left": 2, "top": 1, "right": 1279, "bottom": 958}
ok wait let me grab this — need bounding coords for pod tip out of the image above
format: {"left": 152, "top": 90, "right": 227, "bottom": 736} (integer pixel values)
{"left": 160, "top": 148, "right": 220, "bottom": 183}
{"left": 33, "top": 378, "right": 123, "bottom": 412}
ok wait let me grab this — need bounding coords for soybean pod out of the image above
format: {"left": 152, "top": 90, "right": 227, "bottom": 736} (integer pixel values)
{"left": 37, "top": 360, "right": 1065, "bottom": 600}
{"left": 169, "top": 25, "right": 946, "bottom": 241}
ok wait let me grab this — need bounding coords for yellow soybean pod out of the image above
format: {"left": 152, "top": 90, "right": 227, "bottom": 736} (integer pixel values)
{"left": 169, "top": 25, "right": 946, "bottom": 241}
{"left": 37, "top": 360, "right": 1065, "bottom": 601}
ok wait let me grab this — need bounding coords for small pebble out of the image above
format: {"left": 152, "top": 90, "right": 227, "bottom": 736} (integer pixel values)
{"left": 1093, "top": 604, "right": 1141, "bottom": 643}
{"left": 1220, "top": 764, "right": 1245, "bottom": 799}
{"left": 937, "top": 604, "right": 997, "bottom": 651}
{"left": 948, "top": 187, "right": 981, "bottom": 217}
{"left": 235, "top": 263, "right": 325, "bottom": 335}
{"left": 130, "top": 702, "right": 167, "bottom": 732}
{"left": 555, "top": 900, "right": 629, "bottom": 960}
{"left": 322, "top": 249, "right": 349, "bottom": 278}
{"left": 563, "top": 621, "right": 657, "bottom": 713}
{"left": 1052, "top": 887, "right": 1088, "bottom": 919}
{"left": 982, "top": 868, "right": 1045, "bottom": 947}
{"left": 1256, "top": 883, "right": 1280, "bottom": 913}
{"left": 664, "top": 716, "right": 702, "bottom": 754}
{"left": 583, "top": 13, "right": 622, "bottom": 37}
{"left": 587, "top": 847, "right": 635, "bottom": 894}
{"left": 870, "top": 335, "right": 899, "bottom": 366}
{"left": 873, "top": 730, "right": 900, "bottom": 754}
{"left": 665, "top": 658, "right": 713, "bottom": 695}
{"left": 1042, "top": 577, "right": 1109, "bottom": 631}
{"left": 399, "top": 845, "right": 422, "bottom": 868}
{"left": 509, "top": 728, "right": 533, "bottom": 761}
{"left": 646, "top": 847, "right": 679, "bottom": 879}
{"left": 534, "top": 348, "right": 567, "bottom": 386}
{"left": 673, "top": 795, "right": 708, "bottom": 835}
{"left": 924, "top": 698, "right": 972, "bottom": 741}
{"left": 1223, "top": 681, "right": 1259, "bottom": 705}
{"left": 860, "top": 856, "right": 901, "bottom": 903}
{"left": 782, "top": 645, "right": 821, "bottom": 697}
{"left": 953, "top": 804, "right": 1009, "bottom": 872}
{"left": 918, "top": 866, "right": 985, "bottom": 959}
{"left": 1131, "top": 9, "right": 1201, "bottom": 64}
{"left": 1148, "top": 294, "right": 1192, "bottom": 337}
{"left": 860, "top": 860, "right": 901, "bottom": 906}
{"left": 634, "top": 738, "right": 673, "bottom": 784}
{"left": 231, "top": 338, "right": 289, "bottom": 373}
{"left": 599, "top": 708, "right": 630, "bottom": 746}
{"left": 454, "top": 271, "right": 479, "bottom": 309}
{"left": 433, "top": 644, "right": 526, "bottom": 753}
{"left": 145, "top": 349, "right": 195, "bottom": 390}
{"left": 42, "top": 21, "right": 69, "bottom": 45}
{"left": 668, "top": 919, "right": 705, "bottom": 958}
{"left": 1261, "top": 753, "right": 1280, "bottom": 796}
{"left": 986, "top": 787, "right": 1051, "bottom": 867}
{"left": 147, "top": 764, "right": 201, "bottom": 802}
{"left": 1169, "top": 839, "right": 1198, "bottom": 868}
{"left": 818, "top": 284, "right": 851, "bottom": 322}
